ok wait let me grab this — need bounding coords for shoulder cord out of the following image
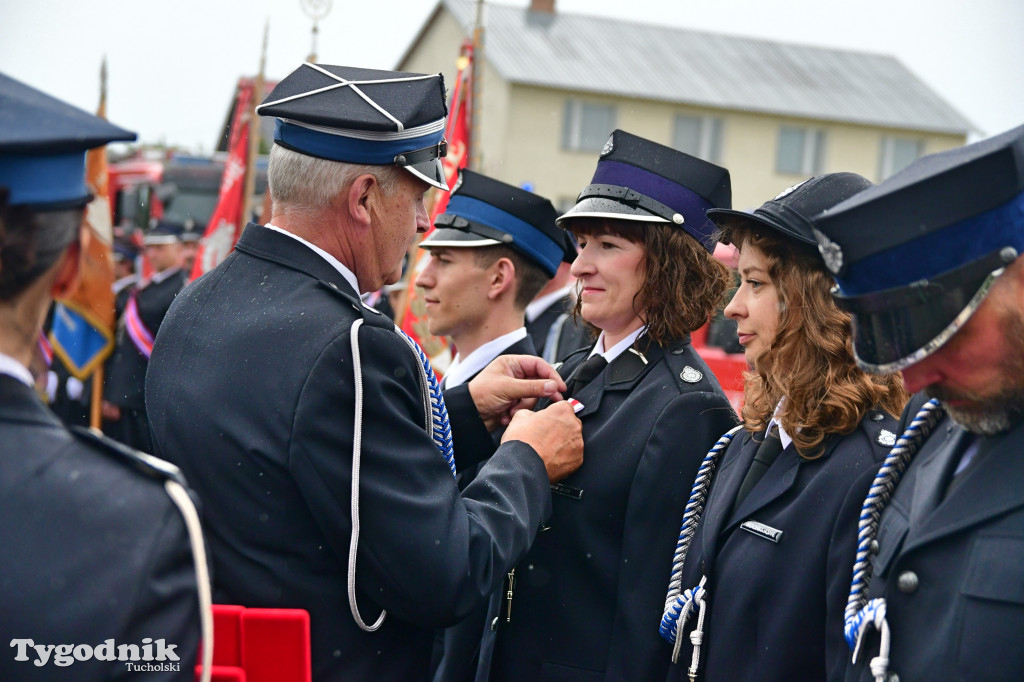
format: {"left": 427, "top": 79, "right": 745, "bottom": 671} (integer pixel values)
{"left": 164, "top": 479, "right": 213, "bottom": 682}
{"left": 844, "top": 398, "right": 944, "bottom": 682}
{"left": 661, "top": 425, "right": 744, "bottom": 677}
{"left": 346, "top": 319, "right": 457, "bottom": 633}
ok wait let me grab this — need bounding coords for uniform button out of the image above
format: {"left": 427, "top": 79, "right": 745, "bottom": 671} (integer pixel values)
{"left": 871, "top": 412, "right": 884, "bottom": 421}
{"left": 896, "top": 571, "right": 918, "bottom": 594}
{"left": 870, "top": 540, "right": 880, "bottom": 555}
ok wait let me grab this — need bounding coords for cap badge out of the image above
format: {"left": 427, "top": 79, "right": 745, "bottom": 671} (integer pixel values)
{"left": 680, "top": 366, "right": 703, "bottom": 383}
{"left": 813, "top": 227, "right": 844, "bottom": 275}
{"left": 773, "top": 178, "right": 810, "bottom": 201}
{"left": 877, "top": 429, "right": 897, "bottom": 448}
{"left": 601, "top": 135, "right": 615, "bottom": 157}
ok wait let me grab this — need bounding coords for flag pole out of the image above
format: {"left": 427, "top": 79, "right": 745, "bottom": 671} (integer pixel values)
{"left": 241, "top": 21, "right": 268, "bottom": 231}
{"left": 90, "top": 57, "right": 109, "bottom": 431}
{"left": 470, "top": 0, "right": 484, "bottom": 169}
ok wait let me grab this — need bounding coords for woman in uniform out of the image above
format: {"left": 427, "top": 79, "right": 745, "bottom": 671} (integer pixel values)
{"left": 0, "top": 73, "right": 203, "bottom": 682}
{"left": 661, "top": 173, "right": 909, "bottom": 682}
{"left": 483, "top": 130, "right": 740, "bottom": 682}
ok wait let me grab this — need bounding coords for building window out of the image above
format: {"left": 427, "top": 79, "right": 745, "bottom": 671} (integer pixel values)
{"left": 879, "top": 136, "right": 923, "bottom": 178}
{"left": 673, "top": 115, "right": 723, "bottom": 163}
{"left": 562, "top": 100, "right": 616, "bottom": 152}
{"left": 776, "top": 126, "right": 826, "bottom": 175}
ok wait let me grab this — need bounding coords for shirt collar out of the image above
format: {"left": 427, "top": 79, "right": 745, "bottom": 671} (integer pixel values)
{"left": 0, "top": 351, "right": 34, "bottom": 388}
{"left": 589, "top": 326, "right": 647, "bottom": 364}
{"left": 767, "top": 399, "right": 794, "bottom": 450}
{"left": 264, "top": 223, "right": 360, "bottom": 294}
{"left": 150, "top": 266, "right": 181, "bottom": 284}
{"left": 525, "top": 284, "right": 575, "bottom": 323}
{"left": 444, "top": 327, "right": 529, "bottom": 389}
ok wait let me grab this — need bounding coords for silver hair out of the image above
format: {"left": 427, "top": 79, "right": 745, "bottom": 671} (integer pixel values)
{"left": 268, "top": 144, "right": 400, "bottom": 211}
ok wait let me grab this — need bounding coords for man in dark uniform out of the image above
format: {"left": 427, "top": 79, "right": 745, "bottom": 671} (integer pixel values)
{"left": 146, "top": 63, "right": 583, "bottom": 682}
{"left": 810, "top": 123, "right": 1024, "bottom": 682}
{"left": 103, "top": 221, "right": 186, "bottom": 451}
{"left": 524, "top": 232, "right": 591, "bottom": 363}
{"left": 0, "top": 71, "right": 204, "bottom": 682}
{"left": 416, "top": 169, "right": 564, "bottom": 389}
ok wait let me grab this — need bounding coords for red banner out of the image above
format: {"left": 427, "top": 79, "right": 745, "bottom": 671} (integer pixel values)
{"left": 190, "top": 83, "right": 253, "bottom": 280}
{"left": 398, "top": 41, "right": 473, "bottom": 373}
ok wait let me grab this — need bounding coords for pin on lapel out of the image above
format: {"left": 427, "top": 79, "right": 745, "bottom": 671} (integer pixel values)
{"left": 568, "top": 398, "right": 584, "bottom": 414}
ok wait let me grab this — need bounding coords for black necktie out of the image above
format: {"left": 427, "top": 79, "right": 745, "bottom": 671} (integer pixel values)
{"left": 565, "top": 354, "right": 608, "bottom": 397}
{"left": 734, "top": 426, "right": 783, "bottom": 510}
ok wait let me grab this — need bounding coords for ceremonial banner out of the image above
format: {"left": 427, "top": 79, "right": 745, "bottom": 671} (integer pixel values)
{"left": 398, "top": 41, "right": 473, "bottom": 373}
{"left": 190, "top": 82, "right": 253, "bottom": 279}
{"left": 49, "top": 85, "right": 117, "bottom": 380}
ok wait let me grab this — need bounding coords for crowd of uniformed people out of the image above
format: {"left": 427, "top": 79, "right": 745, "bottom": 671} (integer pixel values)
{"left": 1, "top": 59, "right": 1023, "bottom": 682}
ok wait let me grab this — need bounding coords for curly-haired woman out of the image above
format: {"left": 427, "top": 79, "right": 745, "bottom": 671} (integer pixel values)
{"left": 663, "top": 173, "right": 908, "bottom": 682}
{"left": 468, "top": 130, "right": 741, "bottom": 682}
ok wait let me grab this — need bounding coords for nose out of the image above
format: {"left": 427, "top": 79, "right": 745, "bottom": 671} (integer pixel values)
{"left": 570, "top": 244, "right": 593, "bottom": 278}
{"left": 415, "top": 198, "right": 430, "bottom": 234}
{"left": 900, "top": 358, "right": 944, "bottom": 395}
{"left": 414, "top": 255, "right": 435, "bottom": 289}
{"left": 723, "top": 288, "right": 744, "bottom": 321}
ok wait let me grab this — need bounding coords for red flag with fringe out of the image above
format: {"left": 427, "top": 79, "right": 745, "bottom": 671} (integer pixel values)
{"left": 190, "top": 81, "right": 253, "bottom": 279}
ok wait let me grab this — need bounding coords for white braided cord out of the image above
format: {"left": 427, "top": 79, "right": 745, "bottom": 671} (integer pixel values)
{"left": 660, "top": 425, "right": 743, "bottom": 660}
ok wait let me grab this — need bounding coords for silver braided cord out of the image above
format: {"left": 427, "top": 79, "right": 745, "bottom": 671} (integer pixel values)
{"left": 661, "top": 425, "right": 743, "bottom": 667}
{"left": 843, "top": 398, "right": 944, "bottom": 681}
{"left": 347, "top": 321, "right": 458, "bottom": 634}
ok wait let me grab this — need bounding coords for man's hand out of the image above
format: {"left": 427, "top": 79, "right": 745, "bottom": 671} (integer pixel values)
{"left": 468, "top": 354, "right": 566, "bottom": 431}
{"left": 502, "top": 402, "right": 583, "bottom": 482}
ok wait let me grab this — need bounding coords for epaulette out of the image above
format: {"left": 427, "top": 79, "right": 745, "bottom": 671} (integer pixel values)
{"left": 69, "top": 426, "right": 188, "bottom": 487}
{"left": 858, "top": 408, "right": 900, "bottom": 456}
{"left": 317, "top": 279, "right": 395, "bottom": 331}
{"left": 664, "top": 339, "right": 724, "bottom": 395}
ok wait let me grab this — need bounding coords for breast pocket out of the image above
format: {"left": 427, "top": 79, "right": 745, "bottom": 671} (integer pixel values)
{"left": 957, "top": 535, "right": 1024, "bottom": 680}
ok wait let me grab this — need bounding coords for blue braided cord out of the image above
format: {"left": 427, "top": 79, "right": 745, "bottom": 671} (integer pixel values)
{"left": 660, "top": 426, "right": 742, "bottom": 643}
{"left": 397, "top": 329, "right": 456, "bottom": 477}
{"left": 844, "top": 399, "right": 944, "bottom": 649}
{"left": 847, "top": 597, "right": 887, "bottom": 663}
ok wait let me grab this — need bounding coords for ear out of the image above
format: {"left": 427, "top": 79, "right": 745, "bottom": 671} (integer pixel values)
{"left": 488, "top": 257, "right": 516, "bottom": 301}
{"left": 347, "top": 173, "right": 378, "bottom": 229}
{"left": 51, "top": 238, "right": 83, "bottom": 298}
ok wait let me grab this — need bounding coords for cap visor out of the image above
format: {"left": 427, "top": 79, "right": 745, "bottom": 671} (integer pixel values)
{"left": 419, "top": 226, "right": 501, "bottom": 249}
{"left": 842, "top": 273, "right": 997, "bottom": 373}
{"left": 404, "top": 157, "right": 448, "bottom": 191}
{"left": 707, "top": 208, "right": 815, "bottom": 246}
{"left": 557, "top": 196, "right": 668, "bottom": 226}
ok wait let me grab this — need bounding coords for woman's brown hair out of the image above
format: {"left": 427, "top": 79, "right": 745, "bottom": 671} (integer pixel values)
{"left": 568, "top": 218, "right": 732, "bottom": 349}
{"left": 728, "top": 224, "right": 908, "bottom": 458}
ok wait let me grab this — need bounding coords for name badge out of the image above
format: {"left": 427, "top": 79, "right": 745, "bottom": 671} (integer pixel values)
{"left": 740, "top": 520, "right": 784, "bottom": 543}
{"left": 550, "top": 483, "right": 584, "bottom": 500}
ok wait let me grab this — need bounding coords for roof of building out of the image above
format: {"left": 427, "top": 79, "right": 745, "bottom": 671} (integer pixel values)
{"left": 403, "top": 0, "right": 972, "bottom": 135}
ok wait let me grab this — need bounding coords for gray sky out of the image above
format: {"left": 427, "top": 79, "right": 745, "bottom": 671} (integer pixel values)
{"left": 3, "top": 0, "right": 1022, "bottom": 151}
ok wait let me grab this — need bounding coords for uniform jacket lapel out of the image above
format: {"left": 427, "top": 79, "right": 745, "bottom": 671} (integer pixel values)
{"left": 699, "top": 433, "right": 755, "bottom": 568}
{"left": 905, "top": 419, "right": 1024, "bottom": 553}
{"left": 573, "top": 344, "right": 663, "bottom": 418}
{"left": 907, "top": 424, "right": 964, "bottom": 533}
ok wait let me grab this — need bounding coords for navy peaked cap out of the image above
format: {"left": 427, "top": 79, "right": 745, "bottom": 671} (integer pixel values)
{"left": 709, "top": 172, "right": 872, "bottom": 247}
{"left": 558, "top": 129, "right": 731, "bottom": 251}
{"left": 257, "top": 63, "right": 450, "bottom": 190}
{"left": 421, "top": 169, "right": 563, "bottom": 277}
{"left": 0, "top": 71, "right": 135, "bottom": 208}
{"left": 810, "top": 123, "right": 1024, "bottom": 372}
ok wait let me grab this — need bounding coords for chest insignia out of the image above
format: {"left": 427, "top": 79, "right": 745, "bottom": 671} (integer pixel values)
{"left": 877, "top": 429, "right": 897, "bottom": 447}
{"left": 740, "top": 520, "right": 784, "bottom": 543}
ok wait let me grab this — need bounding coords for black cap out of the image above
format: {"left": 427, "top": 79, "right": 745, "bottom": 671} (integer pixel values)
{"left": 811, "top": 123, "right": 1024, "bottom": 372}
{"left": 558, "top": 129, "right": 731, "bottom": 251}
{"left": 0, "top": 71, "right": 136, "bottom": 208}
{"left": 256, "top": 63, "right": 449, "bottom": 190}
{"left": 708, "top": 173, "right": 872, "bottom": 246}
{"left": 420, "top": 169, "right": 563, "bottom": 276}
